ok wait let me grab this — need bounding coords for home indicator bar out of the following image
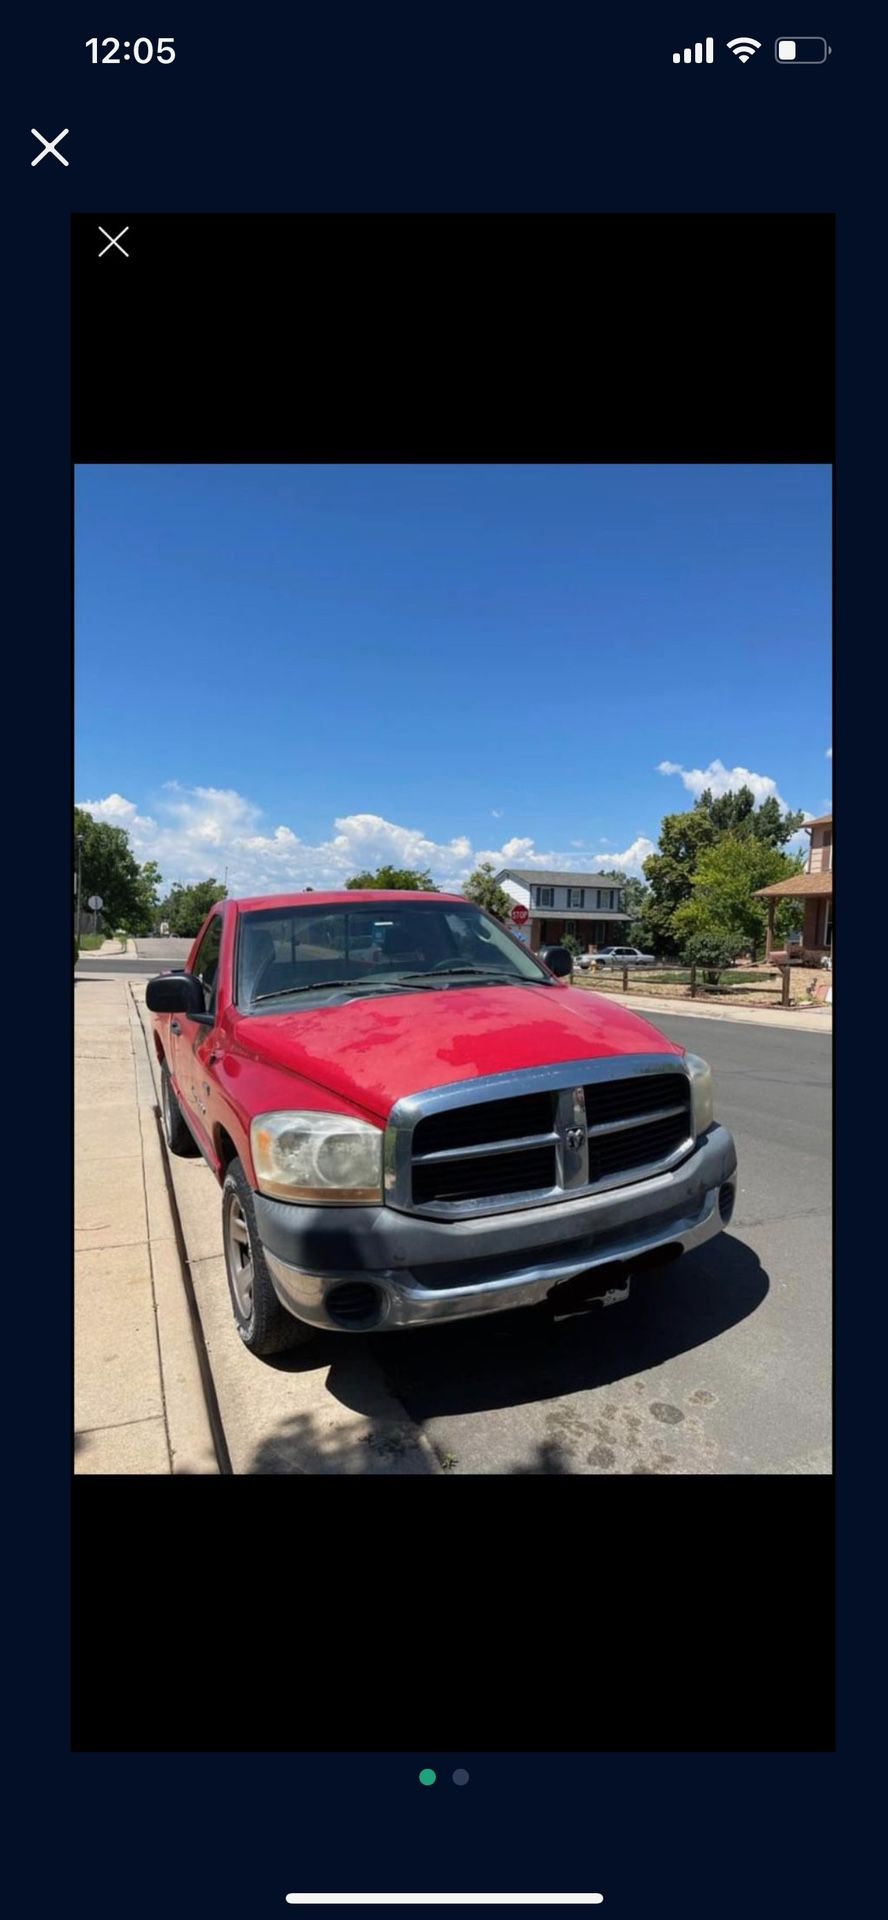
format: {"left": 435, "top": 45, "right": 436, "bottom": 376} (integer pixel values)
{"left": 285, "top": 1900, "right": 606, "bottom": 1908}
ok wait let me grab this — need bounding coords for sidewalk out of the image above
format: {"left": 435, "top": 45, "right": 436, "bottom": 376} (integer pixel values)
{"left": 74, "top": 974, "right": 218, "bottom": 1474}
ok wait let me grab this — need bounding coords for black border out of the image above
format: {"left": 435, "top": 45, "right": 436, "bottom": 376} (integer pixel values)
{"left": 72, "top": 214, "right": 834, "bottom": 461}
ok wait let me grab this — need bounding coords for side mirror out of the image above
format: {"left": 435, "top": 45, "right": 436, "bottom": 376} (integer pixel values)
{"left": 539, "top": 945, "right": 573, "bottom": 978}
{"left": 146, "top": 971, "right": 206, "bottom": 1017}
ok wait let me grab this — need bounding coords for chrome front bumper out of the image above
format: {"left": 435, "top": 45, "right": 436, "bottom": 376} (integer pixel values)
{"left": 257, "top": 1123, "right": 737, "bottom": 1333}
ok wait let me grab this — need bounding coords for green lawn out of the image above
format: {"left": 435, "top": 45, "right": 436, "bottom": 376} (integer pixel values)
{"left": 77, "top": 934, "right": 105, "bottom": 950}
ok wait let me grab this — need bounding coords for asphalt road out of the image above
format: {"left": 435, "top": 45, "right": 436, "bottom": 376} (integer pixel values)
{"left": 76, "top": 938, "right": 192, "bottom": 977}
{"left": 353, "top": 1013, "right": 832, "bottom": 1475}
{"left": 77, "top": 958, "right": 173, "bottom": 976}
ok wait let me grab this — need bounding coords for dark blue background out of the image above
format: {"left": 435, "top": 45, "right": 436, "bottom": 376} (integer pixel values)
{"left": 10, "top": 3, "right": 872, "bottom": 1913}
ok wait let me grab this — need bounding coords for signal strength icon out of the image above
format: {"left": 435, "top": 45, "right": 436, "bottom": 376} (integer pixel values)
{"left": 726, "top": 36, "right": 762, "bottom": 61}
{"left": 672, "top": 38, "right": 714, "bottom": 63}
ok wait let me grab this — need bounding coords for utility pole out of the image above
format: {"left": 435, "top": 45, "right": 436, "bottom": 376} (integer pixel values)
{"left": 75, "top": 833, "right": 83, "bottom": 937}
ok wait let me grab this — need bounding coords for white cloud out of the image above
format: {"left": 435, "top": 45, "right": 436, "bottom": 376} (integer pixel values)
{"left": 78, "top": 791, "right": 157, "bottom": 834}
{"left": 657, "top": 757, "right": 790, "bottom": 811}
{"left": 491, "top": 808, "right": 503, "bottom": 819}
{"left": 477, "top": 833, "right": 655, "bottom": 878}
{"left": 76, "top": 785, "right": 657, "bottom": 893}
{"left": 826, "top": 747, "right": 832, "bottom": 759}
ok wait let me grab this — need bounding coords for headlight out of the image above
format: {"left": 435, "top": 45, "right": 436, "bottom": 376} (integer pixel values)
{"left": 685, "top": 1053, "right": 714, "bottom": 1137}
{"left": 250, "top": 1111, "right": 383, "bottom": 1204}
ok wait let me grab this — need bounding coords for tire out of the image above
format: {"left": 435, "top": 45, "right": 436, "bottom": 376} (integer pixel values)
{"left": 160, "top": 1059, "right": 199, "bottom": 1156}
{"left": 221, "top": 1156, "right": 316, "bottom": 1356}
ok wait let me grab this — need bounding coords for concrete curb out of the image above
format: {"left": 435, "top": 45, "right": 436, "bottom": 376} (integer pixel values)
{"left": 124, "top": 989, "right": 219, "bottom": 1473}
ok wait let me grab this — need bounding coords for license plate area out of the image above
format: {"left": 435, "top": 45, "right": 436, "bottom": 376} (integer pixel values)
{"left": 548, "top": 1261, "right": 632, "bottom": 1320}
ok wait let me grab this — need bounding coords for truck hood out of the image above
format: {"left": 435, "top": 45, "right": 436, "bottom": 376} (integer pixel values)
{"left": 233, "top": 983, "right": 682, "bottom": 1124}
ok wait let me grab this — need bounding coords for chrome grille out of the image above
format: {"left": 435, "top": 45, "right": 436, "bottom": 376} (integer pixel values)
{"left": 412, "top": 1142, "right": 558, "bottom": 1208}
{"left": 582, "top": 1072, "right": 687, "bottom": 1126}
{"left": 412, "top": 1090, "right": 556, "bottom": 1157}
{"left": 384, "top": 1055, "right": 695, "bottom": 1220}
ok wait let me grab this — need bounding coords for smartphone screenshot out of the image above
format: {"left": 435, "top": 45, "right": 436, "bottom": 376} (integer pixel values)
{"left": 13, "top": 7, "right": 868, "bottom": 1915}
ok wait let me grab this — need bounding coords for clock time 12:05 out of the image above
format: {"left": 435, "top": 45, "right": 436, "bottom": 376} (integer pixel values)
{"left": 86, "top": 38, "right": 175, "bottom": 63}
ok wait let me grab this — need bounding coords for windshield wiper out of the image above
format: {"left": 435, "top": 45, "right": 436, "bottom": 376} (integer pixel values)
{"left": 250, "top": 977, "right": 437, "bottom": 1005}
{"left": 395, "top": 967, "right": 543, "bottom": 985}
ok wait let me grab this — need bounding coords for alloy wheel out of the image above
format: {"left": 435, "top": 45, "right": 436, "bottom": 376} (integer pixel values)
{"left": 225, "top": 1193, "right": 254, "bottom": 1318}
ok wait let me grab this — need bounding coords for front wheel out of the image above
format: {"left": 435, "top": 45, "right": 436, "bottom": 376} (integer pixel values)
{"left": 222, "top": 1157, "right": 316, "bottom": 1356}
{"left": 160, "top": 1060, "right": 199, "bottom": 1156}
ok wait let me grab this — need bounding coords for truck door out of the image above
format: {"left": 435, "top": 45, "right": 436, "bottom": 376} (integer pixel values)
{"left": 169, "top": 911, "right": 223, "bottom": 1158}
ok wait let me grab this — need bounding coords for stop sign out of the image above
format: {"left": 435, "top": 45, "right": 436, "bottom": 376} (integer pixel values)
{"left": 510, "top": 903, "right": 529, "bottom": 925}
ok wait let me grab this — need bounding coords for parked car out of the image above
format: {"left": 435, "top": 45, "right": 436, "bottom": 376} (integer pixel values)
{"left": 146, "top": 892, "right": 736, "bottom": 1356}
{"left": 588, "top": 945, "right": 657, "bottom": 969}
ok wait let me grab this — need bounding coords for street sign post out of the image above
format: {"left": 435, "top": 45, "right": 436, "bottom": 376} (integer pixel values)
{"left": 87, "top": 893, "right": 103, "bottom": 937}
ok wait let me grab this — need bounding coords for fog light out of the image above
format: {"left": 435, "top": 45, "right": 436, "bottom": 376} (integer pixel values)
{"left": 325, "top": 1281, "right": 385, "bottom": 1329}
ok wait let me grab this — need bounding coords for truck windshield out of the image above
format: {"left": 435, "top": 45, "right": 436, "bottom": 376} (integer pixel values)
{"left": 237, "top": 901, "right": 553, "bottom": 1007}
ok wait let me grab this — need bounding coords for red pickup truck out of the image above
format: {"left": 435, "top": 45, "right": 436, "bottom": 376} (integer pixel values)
{"left": 147, "top": 891, "right": 737, "bottom": 1357}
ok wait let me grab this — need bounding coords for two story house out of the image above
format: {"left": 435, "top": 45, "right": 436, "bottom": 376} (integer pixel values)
{"left": 755, "top": 812, "right": 833, "bottom": 962}
{"left": 494, "top": 867, "right": 631, "bottom": 955}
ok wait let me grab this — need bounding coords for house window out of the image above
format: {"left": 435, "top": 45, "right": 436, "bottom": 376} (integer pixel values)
{"left": 565, "top": 920, "right": 578, "bottom": 936}
{"left": 569, "top": 888, "right": 583, "bottom": 909}
{"left": 597, "top": 889, "right": 613, "bottom": 910}
{"left": 537, "top": 886, "right": 553, "bottom": 908}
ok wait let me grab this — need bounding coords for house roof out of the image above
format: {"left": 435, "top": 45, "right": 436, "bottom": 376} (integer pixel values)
{"left": 754, "top": 872, "right": 833, "bottom": 899}
{"left": 496, "top": 867, "right": 626, "bottom": 887}
{"left": 804, "top": 814, "right": 833, "bottom": 831}
{"left": 528, "top": 909, "right": 631, "bottom": 922}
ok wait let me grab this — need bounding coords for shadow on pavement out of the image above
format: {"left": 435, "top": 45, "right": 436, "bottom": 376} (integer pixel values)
{"left": 326, "top": 1233, "right": 769, "bottom": 1426}
{"left": 246, "top": 1404, "right": 439, "bottom": 1475}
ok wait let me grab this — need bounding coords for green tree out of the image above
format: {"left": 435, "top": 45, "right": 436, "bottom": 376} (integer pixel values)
{"left": 695, "top": 785, "right": 805, "bottom": 847}
{"left": 130, "top": 859, "right": 161, "bottom": 933}
{"left": 74, "top": 807, "right": 159, "bottom": 935}
{"left": 158, "top": 878, "right": 227, "bottom": 937}
{"left": 620, "top": 875, "right": 650, "bottom": 945}
{"left": 674, "top": 836, "right": 805, "bottom": 962}
{"left": 345, "top": 866, "right": 437, "bottom": 890}
{"left": 642, "top": 788, "right": 805, "bottom": 956}
{"left": 641, "top": 808, "right": 718, "bottom": 957}
{"left": 461, "top": 862, "right": 514, "bottom": 922}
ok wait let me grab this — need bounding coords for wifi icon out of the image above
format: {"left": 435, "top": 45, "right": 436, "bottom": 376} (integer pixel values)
{"left": 727, "top": 36, "right": 762, "bottom": 61}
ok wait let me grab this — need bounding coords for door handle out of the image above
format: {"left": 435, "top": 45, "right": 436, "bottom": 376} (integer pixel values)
{"left": 170, "top": 1019, "right": 181, "bottom": 1035}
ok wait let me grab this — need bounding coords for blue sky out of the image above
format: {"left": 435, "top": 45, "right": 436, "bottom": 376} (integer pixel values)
{"left": 75, "top": 464, "right": 831, "bottom": 893}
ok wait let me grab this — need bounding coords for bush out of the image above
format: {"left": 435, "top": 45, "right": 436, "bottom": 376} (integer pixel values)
{"left": 561, "top": 933, "right": 582, "bottom": 958}
{"left": 682, "top": 931, "right": 744, "bottom": 985}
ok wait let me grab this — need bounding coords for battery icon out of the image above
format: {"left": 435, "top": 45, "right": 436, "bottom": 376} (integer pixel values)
{"left": 775, "top": 37, "right": 831, "bottom": 62}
